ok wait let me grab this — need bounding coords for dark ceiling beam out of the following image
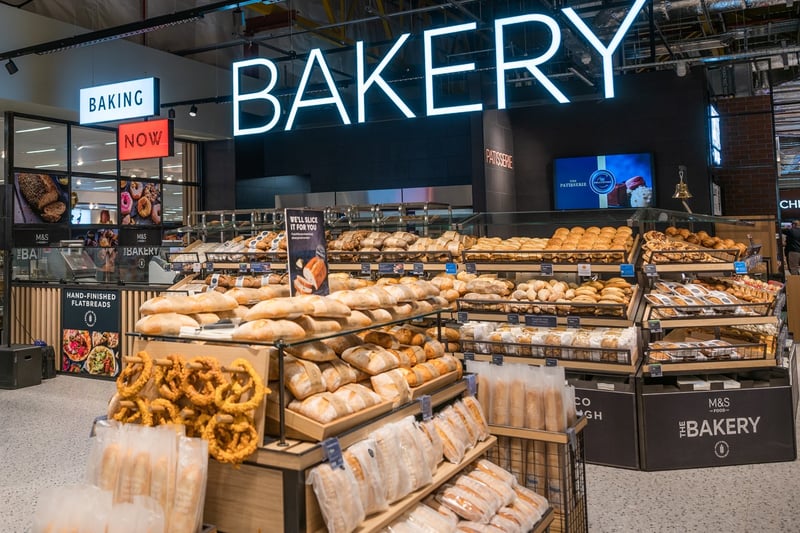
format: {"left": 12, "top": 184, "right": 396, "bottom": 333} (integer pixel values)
{"left": 0, "top": 0, "right": 279, "bottom": 62}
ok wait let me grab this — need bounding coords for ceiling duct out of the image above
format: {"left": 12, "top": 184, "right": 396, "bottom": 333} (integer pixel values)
{"left": 593, "top": 0, "right": 789, "bottom": 29}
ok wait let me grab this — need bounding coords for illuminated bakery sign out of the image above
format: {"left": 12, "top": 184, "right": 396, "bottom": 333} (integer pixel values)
{"left": 117, "top": 119, "right": 174, "bottom": 161}
{"left": 80, "top": 77, "right": 160, "bottom": 125}
{"left": 232, "top": 0, "right": 645, "bottom": 136}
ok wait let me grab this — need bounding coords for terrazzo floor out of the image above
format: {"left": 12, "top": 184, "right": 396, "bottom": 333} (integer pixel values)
{"left": 1, "top": 375, "right": 798, "bottom": 532}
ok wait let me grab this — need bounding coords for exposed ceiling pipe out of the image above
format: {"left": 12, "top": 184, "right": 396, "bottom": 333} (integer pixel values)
{"left": 0, "top": 0, "right": 278, "bottom": 62}
{"left": 594, "top": 0, "right": 791, "bottom": 29}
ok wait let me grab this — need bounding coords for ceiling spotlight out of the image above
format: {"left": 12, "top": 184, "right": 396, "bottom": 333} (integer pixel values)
{"left": 676, "top": 61, "right": 688, "bottom": 77}
{"left": 168, "top": 108, "right": 175, "bottom": 119}
{"left": 189, "top": 105, "right": 198, "bottom": 117}
{"left": 5, "top": 59, "right": 18, "bottom": 75}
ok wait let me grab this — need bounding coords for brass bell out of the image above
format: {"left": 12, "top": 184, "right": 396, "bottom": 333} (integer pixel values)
{"left": 672, "top": 165, "right": 693, "bottom": 199}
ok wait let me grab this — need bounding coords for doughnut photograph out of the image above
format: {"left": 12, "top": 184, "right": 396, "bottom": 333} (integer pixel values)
{"left": 120, "top": 180, "right": 162, "bottom": 225}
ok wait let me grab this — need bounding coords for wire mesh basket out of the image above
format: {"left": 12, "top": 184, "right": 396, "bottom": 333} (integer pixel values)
{"left": 488, "top": 422, "right": 589, "bottom": 533}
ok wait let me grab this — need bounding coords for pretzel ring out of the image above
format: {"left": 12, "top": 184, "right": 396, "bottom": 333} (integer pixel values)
{"left": 181, "top": 357, "right": 224, "bottom": 407}
{"left": 116, "top": 351, "right": 153, "bottom": 399}
{"left": 150, "top": 398, "right": 180, "bottom": 426}
{"left": 154, "top": 354, "right": 184, "bottom": 402}
{"left": 111, "top": 397, "right": 153, "bottom": 426}
{"left": 203, "top": 414, "right": 258, "bottom": 465}
{"left": 216, "top": 358, "right": 268, "bottom": 415}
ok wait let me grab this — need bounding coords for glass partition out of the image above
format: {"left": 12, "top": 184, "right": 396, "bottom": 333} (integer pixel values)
{"left": 13, "top": 118, "right": 68, "bottom": 171}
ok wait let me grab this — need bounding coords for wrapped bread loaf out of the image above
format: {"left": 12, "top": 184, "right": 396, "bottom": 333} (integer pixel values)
{"left": 342, "top": 344, "right": 400, "bottom": 375}
{"left": 307, "top": 462, "right": 365, "bottom": 533}
{"left": 288, "top": 392, "right": 352, "bottom": 423}
{"left": 322, "top": 333, "right": 364, "bottom": 355}
{"left": 319, "top": 359, "right": 361, "bottom": 392}
{"left": 285, "top": 341, "right": 337, "bottom": 363}
{"left": 284, "top": 357, "right": 326, "bottom": 400}
{"left": 343, "top": 438, "right": 388, "bottom": 516}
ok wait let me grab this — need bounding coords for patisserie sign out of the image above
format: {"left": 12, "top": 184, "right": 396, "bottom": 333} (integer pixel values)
{"left": 80, "top": 77, "right": 160, "bottom": 125}
{"left": 232, "top": 0, "right": 647, "bottom": 136}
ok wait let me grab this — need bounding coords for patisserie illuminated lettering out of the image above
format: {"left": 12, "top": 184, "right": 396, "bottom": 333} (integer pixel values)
{"left": 233, "top": 0, "right": 647, "bottom": 136}
{"left": 679, "top": 417, "right": 760, "bottom": 438}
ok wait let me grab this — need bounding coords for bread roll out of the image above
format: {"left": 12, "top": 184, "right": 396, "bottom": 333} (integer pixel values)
{"left": 245, "top": 297, "right": 316, "bottom": 321}
{"left": 370, "top": 369, "right": 412, "bottom": 407}
{"left": 134, "top": 313, "right": 199, "bottom": 335}
{"left": 285, "top": 341, "right": 337, "bottom": 362}
{"left": 231, "top": 319, "right": 306, "bottom": 342}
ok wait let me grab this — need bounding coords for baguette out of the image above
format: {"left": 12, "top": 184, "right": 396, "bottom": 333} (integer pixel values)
{"left": 169, "top": 464, "right": 204, "bottom": 533}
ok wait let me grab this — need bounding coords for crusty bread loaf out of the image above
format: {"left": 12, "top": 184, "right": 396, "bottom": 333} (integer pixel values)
{"left": 134, "top": 313, "right": 199, "bottom": 335}
{"left": 231, "top": 319, "right": 306, "bottom": 342}
{"left": 285, "top": 341, "right": 337, "bottom": 362}
{"left": 245, "top": 296, "right": 315, "bottom": 321}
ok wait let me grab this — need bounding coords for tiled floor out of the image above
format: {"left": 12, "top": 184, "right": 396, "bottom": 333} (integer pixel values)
{"left": 1, "top": 375, "right": 798, "bottom": 532}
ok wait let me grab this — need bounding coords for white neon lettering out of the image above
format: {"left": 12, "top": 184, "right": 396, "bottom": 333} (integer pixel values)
{"left": 424, "top": 22, "right": 483, "bottom": 116}
{"left": 562, "top": 0, "right": 647, "bottom": 98}
{"left": 357, "top": 34, "right": 415, "bottom": 123}
{"left": 233, "top": 58, "right": 281, "bottom": 136}
{"left": 286, "top": 48, "right": 351, "bottom": 131}
{"left": 495, "top": 14, "right": 568, "bottom": 106}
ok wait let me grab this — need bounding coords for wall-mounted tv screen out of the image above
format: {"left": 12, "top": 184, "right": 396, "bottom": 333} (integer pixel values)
{"left": 553, "top": 153, "right": 655, "bottom": 210}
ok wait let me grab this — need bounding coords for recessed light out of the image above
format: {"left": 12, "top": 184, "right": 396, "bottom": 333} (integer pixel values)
{"left": 15, "top": 126, "right": 51, "bottom": 133}
{"left": 26, "top": 148, "right": 56, "bottom": 154}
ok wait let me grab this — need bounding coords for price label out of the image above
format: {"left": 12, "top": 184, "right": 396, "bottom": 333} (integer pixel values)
{"left": 465, "top": 374, "right": 477, "bottom": 396}
{"left": 378, "top": 263, "right": 395, "bottom": 274}
{"left": 734, "top": 261, "right": 748, "bottom": 274}
{"left": 541, "top": 263, "right": 554, "bottom": 276}
{"left": 466, "top": 262, "right": 477, "bottom": 274}
{"left": 170, "top": 262, "right": 183, "bottom": 272}
{"left": 413, "top": 262, "right": 424, "bottom": 275}
{"left": 191, "top": 263, "right": 201, "bottom": 273}
{"left": 577, "top": 263, "right": 592, "bottom": 277}
{"left": 463, "top": 352, "right": 475, "bottom": 361}
{"left": 491, "top": 354, "right": 504, "bottom": 366}
{"left": 360, "top": 262, "right": 371, "bottom": 275}
{"left": 322, "top": 437, "right": 344, "bottom": 469}
{"left": 525, "top": 315, "right": 557, "bottom": 327}
{"left": 507, "top": 313, "right": 520, "bottom": 325}
{"left": 648, "top": 319, "right": 662, "bottom": 333}
{"left": 545, "top": 357, "right": 558, "bottom": 367}
{"left": 649, "top": 364, "right": 663, "bottom": 378}
{"left": 239, "top": 263, "right": 250, "bottom": 273}
{"left": 419, "top": 395, "right": 433, "bottom": 421}
{"left": 644, "top": 264, "right": 658, "bottom": 277}
{"left": 204, "top": 262, "right": 214, "bottom": 271}
{"left": 445, "top": 262, "right": 457, "bottom": 275}
{"left": 620, "top": 263, "right": 635, "bottom": 277}
{"left": 457, "top": 311, "right": 469, "bottom": 324}
{"left": 567, "top": 316, "right": 581, "bottom": 329}
{"left": 251, "top": 262, "right": 272, "bottom": 273}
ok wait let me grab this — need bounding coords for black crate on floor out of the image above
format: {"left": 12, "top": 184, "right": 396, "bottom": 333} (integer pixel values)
{"left": 41, "top": 345, "right": 56, "bottom": 379}
{"left": 0, "top": 345, "right": 43, "bottom": 389}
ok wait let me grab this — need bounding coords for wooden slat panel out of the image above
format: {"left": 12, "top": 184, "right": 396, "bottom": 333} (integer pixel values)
{"left": 120, "top": 289, "right": 159, "bottom": 358}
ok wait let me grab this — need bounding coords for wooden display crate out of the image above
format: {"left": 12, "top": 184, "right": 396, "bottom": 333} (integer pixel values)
{"left": 131, "top": 338, "right": 272, "bottom": 446}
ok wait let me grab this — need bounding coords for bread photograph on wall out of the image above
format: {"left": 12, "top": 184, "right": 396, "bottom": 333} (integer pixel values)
{"left": 14, "top": 172, "right": 69, "bottom": 224}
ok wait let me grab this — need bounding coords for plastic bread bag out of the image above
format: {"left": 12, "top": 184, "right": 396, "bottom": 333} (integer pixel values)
{"left": 496, "top": 504, "right": 531, "bottom": 531}
{"left": 460, "top": 396, "right": 490, "bottom": 441}
{"left": 466, "top": 470, "right": 515, "bottom": 507}
{"left": 441, "top": 405, "right": 471, "bottom": 450}
{"left": 432, "top": 411, "right": 467, "bottom": 464}
{"left": 307, "top": 461, "right": 366, "bottom": 533}
{"left": 407, "top": 503, "right": 459, "bottom": 533}
{"left": 369, "top": 423, "right": 412, "bottom": 502}
{"left": 107, "top": 501, "right": 165, "bottom": 533}
{"left": 452, "top": 474, "right": 502, "bottom": 516}
{"left": 488, "top": 513, "right": 523, "bottom": 533}
{"left": 344, "top": 438, "right": 389, "bottom": 515}
{"left": 385, "top": 518, "right": 419, "bottom": 533}
{"left": 417, "top": 418, "right": 444, "bottom": 473}
{"left": 395, "top": 416, "right": 433, "bottom": 492}
{"left": 472, "top": 458, "right": 516, "bottom": 487}
{"left": 450, "top": 400, "right": 480, "bottom": 448}
{"left": 456, "top": 521, "right": 489, "bottom": 532}
{"left": 33, "top": 484, "right": 111, "bottom": 533}
{"left": 513, "top": 483, "right": 550, "bottom": 512}
{"left": 524, "top": 368, "right": 547, "bottom": 494}
{"left": 86, "top": 419, "right": 123, "bottom": 491}
{"left": 149, "top": 425, "right": 181, "bottom": 522}
{"left": 509, "top": 495, "right": 543, "bottom": 530}
{"left": 423, "top": 495, "right": 461, "bottom": 525}
{"left": 169, "top": 436, "right": 209, "bottom": 533}
{"left": 435, "top": 484, "right": 495, "bottom": 524}
{"left": 466, "top": 360, "right": 492, "bottom": 421}
{"left": 508, "top": 367, "right": 526, "bottom": 428}
{"left": 541, "top": 367, "right": 567, "bottom": 505}
{"left": 489, "top": 365, "right": 510, "bottom": 426}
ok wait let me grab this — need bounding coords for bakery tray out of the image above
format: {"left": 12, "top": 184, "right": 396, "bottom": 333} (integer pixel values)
{"left": 327, "top": 249, "right": 456, "bottom": 264}
{"left": 461, "top": 339, "right": 635, "bottom": 366}
{"left": 461, "top": 246, "right": 631, "bottom": 265}
{"left": 409, "top": 369, "right": 461, "bottom": 399}
{"left": 645, "top": 300, "right": 773, "bottom": 320}
{"left": 646, "top": 341, "right": 768, "bottom": 364}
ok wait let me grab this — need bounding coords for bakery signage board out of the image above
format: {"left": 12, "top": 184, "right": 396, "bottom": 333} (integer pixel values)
{"left": 641, "top": 387, "right": 796, "bottom": 470}
{"left": 80, "top": 77, "right": 160, "bottom": 125}
{"left": 117, "top": 119, "right": 174, "bottom": 161}
{"left": 232, "top": 0, "right": 648, "bottom": 135}
{"left": 285, "top": 209, "right": 329, "bottom": 296}
{"left": 61, "top": 289, "right": 121, "bottom": 378}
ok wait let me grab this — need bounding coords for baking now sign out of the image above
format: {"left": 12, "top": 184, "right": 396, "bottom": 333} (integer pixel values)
{"left": 117, "top": 119, "right": 174, "bottom": 161}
